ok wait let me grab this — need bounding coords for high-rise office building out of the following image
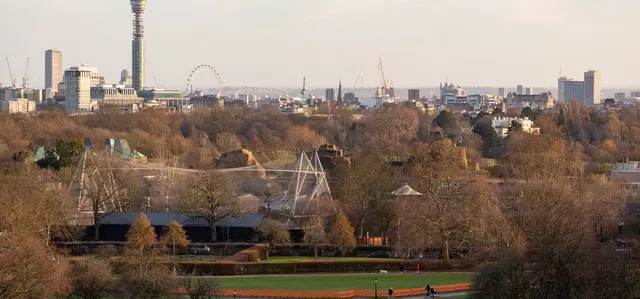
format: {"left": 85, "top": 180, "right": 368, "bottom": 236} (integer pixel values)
{"left": 131, "top": 0, "right": 147, "bottom": 90}
{"left": 516, "top": 85, "right": 523, "bottom": 95}
{"left": 557, "top": 77, "right": 570, "bottom": 104}
{"left": 45, "top": 49, "right": 63, "bottom": 93}
{"left": 584, "top": 70, "right": 601, "bottom": 107}
{"left": 563, "top": 80, "right": 585, "bottom": 104}
{"left": 325, "top": 88, "right": 335, "bottom": 102}
{"left": 498, "top": 87, "right": 506, "bottom": 99}
{"left": 615, "top": 92, "right": 626, "bottom": 102}
{"left": 120, "top": 69, "right": 132, "bottom": 86}
{"left": 525, "top": 87, "right": 533, "bottom": 95}
{"left": 408, "top": 89, "right": 420, "bottom": 101}
{"left": 64, "top": 66, "right": 93, "bottom": 112}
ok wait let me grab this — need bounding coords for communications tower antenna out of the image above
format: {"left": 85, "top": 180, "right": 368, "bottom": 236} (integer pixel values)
{"left": 300, "top": 76, "right": 306, "bottom": 100}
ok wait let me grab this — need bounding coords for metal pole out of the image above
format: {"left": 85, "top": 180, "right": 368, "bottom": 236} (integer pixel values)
{"left": 375, "top": 279, "right": 378, "bottom": 299}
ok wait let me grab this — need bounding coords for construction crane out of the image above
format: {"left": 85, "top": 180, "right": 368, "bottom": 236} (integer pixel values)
{"left": 353, "top": 75, "right": 360, "bottom": 92}
{"left": 5, "top": 58, "right": 15, "bottom": 88}
{"left": 300, "top": 76, "right": 306, "bottom": 100}
{"left": 377, "top": 57, "right": 390, "bottom": 96}
{"left": 21, "top": 57, "right": 30, "bottom": 88}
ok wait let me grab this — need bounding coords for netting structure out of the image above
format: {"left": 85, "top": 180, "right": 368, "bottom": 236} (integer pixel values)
{"left": 67, "top": 139, "right": 335, "bottom": 223}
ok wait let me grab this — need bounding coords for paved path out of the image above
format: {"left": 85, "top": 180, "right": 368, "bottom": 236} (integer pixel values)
{"left": 215, "top": 293, "right": 469, "bottom": 299}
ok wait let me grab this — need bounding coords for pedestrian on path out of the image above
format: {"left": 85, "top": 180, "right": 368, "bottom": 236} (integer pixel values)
{"left": 388, "top": 287, "right": 394, "bottom": 299}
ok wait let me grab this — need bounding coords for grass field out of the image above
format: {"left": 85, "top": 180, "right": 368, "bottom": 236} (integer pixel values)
{"left": 216, "top": 273, "right": 473, "bottom": 291}
{"left": 262, "top": 256, "right": 399, "bottom": 263}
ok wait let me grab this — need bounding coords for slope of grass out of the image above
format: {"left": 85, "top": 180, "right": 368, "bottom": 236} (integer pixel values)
{"left": 216, "top": 273, "right": 472, "bottom": 291}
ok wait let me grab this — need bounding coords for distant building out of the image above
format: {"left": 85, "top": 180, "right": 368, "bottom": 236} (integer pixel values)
{"left": 64, "top": 66, "right": 94, "bottom": 112}
{"left": 324, "top": 88, "right": 336, "bottom": 102}
{"left": 45, "top": 49, "right": 63, "bottom": 94}
{"left": 491, "top": 117, "right": 540, "bottom": 138}
{"left": 563, "top": 80, "right": 585, "bottom": 104}
{"left": 29, "top": 89, "right": 44, "bottom": 104}
{"left": 2, "top": 98, "right": 36, "bottom": 114}
{"left": 509, "top": 92, "right": 554, "bottom": 109}
{"left": 119, "top": 69, "right": 132, "bottom": 86}
{"left": 388, "top": 87, "right": 395, "bottom": 98}
{"left": 91, "top": 85, "right": 143, "bottom": 107}
{"left": 525, "top": 87, "right": 533, "bottom": 95}
{"left": 444, "top": 94, "right": 498, "bottom": 108}
{"left": 631, "top": 91, "right": 640, "bottom": 98}
{"left": 584, "top": 70, "right": 601, "bottom": 107}
{"left": 498, "top": 87, "right": 506, "bottom": 99}
{"left": 440, "top": 82, "right": 466, "bottom": 101}
{"left": 557, "top": 77, "right": 570, "bottom": 104}
{"left": 516, "top": 85, "right": 523, "bottom": 95}
{"left": 138, "top": 89, "right": 188, "bottom": 107}
{"left": 343, "top": 92, "right": 356, "bottom": 103}
{"left": 408, "top": 89, "right": 420, "bottom": 101}
{"left": 615, "top": 92, "right": 626, "bottom": 102}
{"left": 325, "top": 88, "right": 335, "bottom": 102}
{"left": 611, "top": 161, "right": 640, "bottom": 187}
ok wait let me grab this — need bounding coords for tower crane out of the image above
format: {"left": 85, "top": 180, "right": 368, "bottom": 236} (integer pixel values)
{"left": 21, "top": 57, "right": 30, "bottom": 88}
{"left": 353, "top": 75, "right": 360, "bottom": 92}
{"left": 5, "top": 58, "right": 15, "bottom": 88}
{"left": 377, "top": 57, "right": 390, "bottom": 96}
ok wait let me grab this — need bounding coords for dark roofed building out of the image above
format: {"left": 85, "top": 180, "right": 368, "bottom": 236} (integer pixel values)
{"left": 83, "top": 212, "right": 301, "bottom": 243}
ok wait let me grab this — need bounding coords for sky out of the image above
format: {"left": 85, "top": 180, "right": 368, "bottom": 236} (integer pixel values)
{"left": 2, "top": 0, "right": 640, "bottom": 89}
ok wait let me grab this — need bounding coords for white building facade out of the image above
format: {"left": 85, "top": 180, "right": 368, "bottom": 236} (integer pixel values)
{"left": 2, "top": 98, "right": 36, "bottom": 114}
{"left": 64, "top": 66, "right": 93, "bottom": 112}
{"left": 584, "top": 70, "right": 601, "bottom": 107}
{"left": 491, "top": 117, "right": 540, "bottom": 138}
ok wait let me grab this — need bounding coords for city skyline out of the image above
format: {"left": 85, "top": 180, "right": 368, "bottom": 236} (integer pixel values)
{"left": 2, "top": 0, "right": 640, "bottom": 89}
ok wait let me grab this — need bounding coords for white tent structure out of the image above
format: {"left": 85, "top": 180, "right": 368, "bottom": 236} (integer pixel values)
{"left": 391, "top": 183, "right": 423, "bottom": 196}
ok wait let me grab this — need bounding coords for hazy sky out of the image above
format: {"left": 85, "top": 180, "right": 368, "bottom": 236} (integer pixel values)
{"left": 2, "top": 0, "right": 640, "bottom": 89}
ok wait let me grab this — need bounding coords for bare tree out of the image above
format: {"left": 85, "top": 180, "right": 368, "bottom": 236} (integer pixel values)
{"left": 70, "top": 258, "right": 114, "bottom": 299}
{"left": 182, "top": 274, "right": 219, "bottom": 299}
{"left": 286, "top": 125, "right": 327, "bottom": 153}
{"left": 215, "top": 132, "right": 242, "bottom": 153}
{"left": 180, "top": 170, "right": 238, "bottom": 242}
{"left": 410, "top": 139, "right": 503, "bottom": 265}
{"left": 257, "top": 218, "right": 291, "bottom": 259}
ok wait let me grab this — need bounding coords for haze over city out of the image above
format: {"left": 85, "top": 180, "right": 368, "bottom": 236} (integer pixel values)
{"left": 3, "top": 0, "right": 640, "bottom": 89}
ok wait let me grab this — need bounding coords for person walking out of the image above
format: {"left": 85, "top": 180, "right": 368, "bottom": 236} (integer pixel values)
{"left": 425, "top": 284, "right": 431, "bottom": 295}
{"left": 388, "top": 287, "right": 394, "bottom": 299}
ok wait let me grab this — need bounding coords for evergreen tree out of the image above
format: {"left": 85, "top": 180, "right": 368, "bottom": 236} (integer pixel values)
{"left": 160, "top": 220, "right": 190, "bottom": 256}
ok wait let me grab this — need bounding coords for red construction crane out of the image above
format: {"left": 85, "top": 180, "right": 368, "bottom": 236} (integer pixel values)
{"left": 377, "top": 57, "right": 390, "bottom": 95}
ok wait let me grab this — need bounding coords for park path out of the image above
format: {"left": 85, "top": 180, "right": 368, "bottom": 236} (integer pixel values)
{"left": 215, "top": 293, "right": 469, "bottom": 299}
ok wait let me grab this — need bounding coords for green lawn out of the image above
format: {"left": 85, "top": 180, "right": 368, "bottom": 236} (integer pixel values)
{"left": 262, "top": 256, "right": 399, "bottom": 263}
{"left": 216, "top": 273, "right": 472, "bottom": 291}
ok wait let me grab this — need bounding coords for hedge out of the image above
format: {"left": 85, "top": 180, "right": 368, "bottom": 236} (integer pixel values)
{"left": 176, "top": 259, "right": 471, "bottom": 276}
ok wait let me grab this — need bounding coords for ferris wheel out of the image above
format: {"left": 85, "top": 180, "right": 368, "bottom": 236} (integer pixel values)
{"left": 186, "top": 64, "right": 223, "bottom": 97}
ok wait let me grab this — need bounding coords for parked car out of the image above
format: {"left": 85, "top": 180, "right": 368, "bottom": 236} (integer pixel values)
{"left": 187, "top": 244, "right": 211, "bottom": 255}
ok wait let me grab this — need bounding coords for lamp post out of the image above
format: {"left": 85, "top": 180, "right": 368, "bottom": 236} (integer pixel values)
{"left": 234, "top": 289, "right": 237, "bottom": 299}
{"left": 374, "top": 279, "right": 378, "bottom": 299}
